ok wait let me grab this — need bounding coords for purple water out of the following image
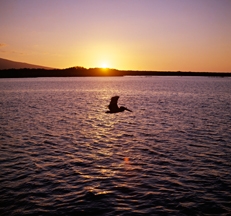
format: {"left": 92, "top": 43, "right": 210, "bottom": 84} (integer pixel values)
{"left": 0, "top": 76, "right": 231, "bottom": 215}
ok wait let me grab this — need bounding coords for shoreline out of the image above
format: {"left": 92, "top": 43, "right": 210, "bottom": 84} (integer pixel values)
{"left": 0, "top": 68, "right": 230, "bottom": 78}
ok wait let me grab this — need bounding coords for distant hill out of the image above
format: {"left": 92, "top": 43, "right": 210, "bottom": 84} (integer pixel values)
{"left": 0, "top": 58, "right": 230, "bottom": 78}
{"left": 1, "top": 67, "right": 230, "bottom": 78}
{"left": 0, "top": 58, "right": 52, "bottom": 70}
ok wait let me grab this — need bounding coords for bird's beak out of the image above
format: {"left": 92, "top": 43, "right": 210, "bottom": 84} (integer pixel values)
{"left": 126, "top": 108, "right": 132, "bottom": 112}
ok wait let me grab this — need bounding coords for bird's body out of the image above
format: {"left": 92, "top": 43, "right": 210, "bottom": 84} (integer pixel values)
{"left": 106, "top": 96, "right": 132, "bottom": 113}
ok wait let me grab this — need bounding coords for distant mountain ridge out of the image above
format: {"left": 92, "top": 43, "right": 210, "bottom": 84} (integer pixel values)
{"left": 0, "top": 58, "right": 52, "bottom": 70}
{"left": 1, "top": 58, "right": 230, "bottom": 78}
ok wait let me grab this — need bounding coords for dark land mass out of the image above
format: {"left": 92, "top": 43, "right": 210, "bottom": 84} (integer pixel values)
{"left": 0, "top": 67, "right": 231, "bottom": 78}
{"left": 0, "top": 58, "right": 52, "bottom": 70}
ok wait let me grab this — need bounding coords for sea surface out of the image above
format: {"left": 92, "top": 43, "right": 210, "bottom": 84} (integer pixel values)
{"left": 0, "top": 76, "right": 231, "bottom": 216}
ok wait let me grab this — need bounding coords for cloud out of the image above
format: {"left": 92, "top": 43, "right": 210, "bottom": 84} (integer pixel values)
{"left": 0, "top": 43, "right": 7, "bottom": 47}
{"left": 12, "top": 50, "right": 24, "bottom": 55}
{"left": 0, "top": 44, "right": 24, "bottom": 55}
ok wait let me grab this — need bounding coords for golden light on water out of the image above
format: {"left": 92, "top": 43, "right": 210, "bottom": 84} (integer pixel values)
{"left": 124, "top": 157, "right": 129, "bottom": 164}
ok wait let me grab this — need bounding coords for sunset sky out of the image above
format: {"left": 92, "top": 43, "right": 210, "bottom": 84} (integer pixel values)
{"left": 0, "top": 0, "right": 230, "bottom": 72}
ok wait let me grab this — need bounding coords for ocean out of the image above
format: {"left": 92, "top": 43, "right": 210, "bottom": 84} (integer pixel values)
{"left": 0, "top": 76, "right": 231, "bottom": 215}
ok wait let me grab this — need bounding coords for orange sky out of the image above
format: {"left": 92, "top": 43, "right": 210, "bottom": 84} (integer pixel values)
{"left": 0, "top": 0, "right": 231, "bottom": 72}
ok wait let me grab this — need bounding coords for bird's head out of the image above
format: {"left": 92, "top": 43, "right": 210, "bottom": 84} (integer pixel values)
{"left": 120, "top": 106, "right": 132, "bottom": 112}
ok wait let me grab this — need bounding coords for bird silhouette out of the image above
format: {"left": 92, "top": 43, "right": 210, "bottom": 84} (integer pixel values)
{"left": 106, "top": 96, "right": 132, "bottom": 113}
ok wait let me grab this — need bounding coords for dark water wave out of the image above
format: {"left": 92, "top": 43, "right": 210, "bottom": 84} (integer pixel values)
{"left": 0, "top": 77, "right": 231, "bottom": 215}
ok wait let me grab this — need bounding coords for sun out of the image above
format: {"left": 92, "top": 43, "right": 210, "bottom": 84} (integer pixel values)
{"left": 101, "top": 62, "right": 108, "bottom": 69}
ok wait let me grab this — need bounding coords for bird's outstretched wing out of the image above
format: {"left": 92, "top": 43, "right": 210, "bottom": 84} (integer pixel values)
{"left": 108, "top": 96, "right": 119, "bottom": 112}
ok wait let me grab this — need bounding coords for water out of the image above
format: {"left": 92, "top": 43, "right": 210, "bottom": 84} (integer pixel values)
{"left": 0, "top": 76, "right": 231, "bottom": 216}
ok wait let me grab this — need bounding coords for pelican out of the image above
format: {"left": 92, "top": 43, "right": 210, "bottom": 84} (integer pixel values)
{"left": 106, "top": 96, "right": 132, "bottom": 113}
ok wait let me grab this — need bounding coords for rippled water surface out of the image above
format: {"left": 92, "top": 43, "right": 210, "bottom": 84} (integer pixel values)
{"left": 1, "top": 76, "right": 231, "bottom": 215}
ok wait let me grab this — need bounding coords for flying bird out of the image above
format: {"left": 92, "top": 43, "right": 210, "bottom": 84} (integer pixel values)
{"left": 106, "top": 96, "right": 132, "bottom": 113}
